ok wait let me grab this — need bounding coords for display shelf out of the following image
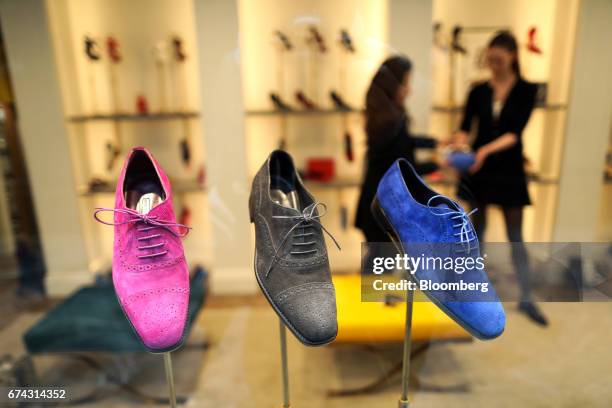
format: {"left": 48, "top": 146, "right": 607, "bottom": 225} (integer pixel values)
{"left": 246, "top": 108, "right": 363, "bottom": 117}
{"left": 78, "top": 180, "right": 206, "bottom": 196}
{"left": 39, "top": 0, "right": 213, "bottom": 290}
{"left": 432, "top": 104, "right": 567, "bottom": 114}
{"left": 67, "top": 111, "right": 200, "bottom": 123}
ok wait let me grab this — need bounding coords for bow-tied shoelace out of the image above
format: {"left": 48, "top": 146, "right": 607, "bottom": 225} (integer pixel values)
{"left": 426, "top": 195, "right": 477, "bottom": 254}
{"left": 265, "top": 202, "right": 341, "bottom": 277}
{"left": 94, "top": 207, "right": 191, "bottom": 259}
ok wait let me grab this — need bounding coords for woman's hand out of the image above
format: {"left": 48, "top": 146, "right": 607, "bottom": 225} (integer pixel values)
{"left": 467, "top": 133, "right": 518, "bottom": 174}
{"left": 468, "top": 147, "right": 490, "bottom": 174}
{"left": 452, "top": 131, "right": 469, "bottom": 149}
{"left": 468, "top": 133, "right": 518, "bottom": 174}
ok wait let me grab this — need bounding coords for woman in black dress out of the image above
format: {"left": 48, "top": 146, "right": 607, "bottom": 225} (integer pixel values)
{"left": 355, "top": 56, "right": 439, "bottom": 243}
{"left": 455, "top": 31, "right": 547, "bottom": 326}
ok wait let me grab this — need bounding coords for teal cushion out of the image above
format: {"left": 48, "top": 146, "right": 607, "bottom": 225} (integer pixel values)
{"left": 24, "top": 268, "right": 207, "bottom": 353}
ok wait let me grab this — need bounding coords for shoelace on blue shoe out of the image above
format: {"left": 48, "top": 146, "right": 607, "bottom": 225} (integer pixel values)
{"left": 266, "top": 202, "right": 341, "bottom": 277}
{"left": 94, "top": 207, "right": 191, "bottom": 259}
{"left": 426, "top": 195, "right": 477, "bottom": 254}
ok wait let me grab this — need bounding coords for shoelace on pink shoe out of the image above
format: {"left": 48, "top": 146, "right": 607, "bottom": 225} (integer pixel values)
{"left": 94, "top": 207, "right": 191, "bottom": 259}
{"left": 266, "top": 202, "right": 341, "bottom": 277}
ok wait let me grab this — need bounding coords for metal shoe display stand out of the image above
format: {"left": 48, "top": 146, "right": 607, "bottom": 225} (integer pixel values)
{"left": 398, "top": 287, "right": 415, "bottom": 408}
{"left": 163, "top": 352, "right": 178, "bottom": 408}
{"left": 274, "top": 282, "right": 471, "bottom": 407}
{"left": 274, "top": 291, "right": 414, "bottom": 408}
{"left": 279, "top": 319, "right": 291, "bottom": 408}
{"left": 395, "top": 287, "right": 469, "bottom": 406}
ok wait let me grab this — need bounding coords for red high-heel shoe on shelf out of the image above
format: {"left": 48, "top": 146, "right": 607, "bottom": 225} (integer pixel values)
{"left": 526, "top": 26, "right": 542, "bottom": 54}
{"left": 295, "top": 90, "right": 317, "bottom": 110}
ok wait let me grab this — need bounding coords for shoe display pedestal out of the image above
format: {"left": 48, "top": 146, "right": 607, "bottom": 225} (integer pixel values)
{"left": 399, "top": 285, "right": 415, "bottom": 408}
{"left": 163, "top": 352, "right": 178, "bottom": 408}
{"left": 279, "top": 319, "right": 291, "bottom": 408}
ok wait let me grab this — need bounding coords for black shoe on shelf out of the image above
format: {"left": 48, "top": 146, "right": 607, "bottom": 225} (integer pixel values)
{"left": 518, "top": 301, "right": 549, "bottom": 327}
{"left": 339, "top": 29, "right": 355, "bottom": 53}
{"left": 105, "top": 142, "right": 120, "bottom": 172}
{"left": 451, "top": 26, "right": 467, "bottom": 54}
{"left": 274, "top": 30, "right": 293, "bottom": 51}
{"left": 179, "top": 138, "right": 191, "bottom": 167}
{"left": 84, "top": 36, "right": 101, "bottom": 61}
{"left": 308, "top": 26, "right": 327, "bottom": 53}
{"left": 343, "top": 131, "right": 354, "bottom": 162}
{"left": 88, "top": 177, "right": 111, "bottom": 193}
{"left": 270, "top": 93, "right": 292, "bottom": 111}
{"left": 330, "top": 90, "right": 351, "bottom": 111}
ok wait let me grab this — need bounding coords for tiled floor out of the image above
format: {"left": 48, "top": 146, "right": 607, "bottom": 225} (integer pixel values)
{"left": 2, "top": 298, "right": 612, "bottom": 407}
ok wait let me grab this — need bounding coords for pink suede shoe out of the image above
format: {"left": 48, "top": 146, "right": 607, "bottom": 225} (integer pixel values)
{"left": 94, "top": 147, "right": 191, "bottom": 353}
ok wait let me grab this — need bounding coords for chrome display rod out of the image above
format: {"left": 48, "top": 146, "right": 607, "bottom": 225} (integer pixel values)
{"left": 398, "top": 288, "right": 415, "bottom": 408}
{"left": 279, "top": 319, "right": 290, "bottom": 407}
{"left": 163, "top": 352, "right": 177, "bottom": 408}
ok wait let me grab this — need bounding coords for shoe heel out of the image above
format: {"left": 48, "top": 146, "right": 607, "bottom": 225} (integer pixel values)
{"left": 371, "top": 197, "right": 399, "bottom": 243}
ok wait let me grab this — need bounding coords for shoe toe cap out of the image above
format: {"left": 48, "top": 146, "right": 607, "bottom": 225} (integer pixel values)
{"left": 123, "top": 287, "right": 189, "bottom": 351}
{"left": 276, "top": 283, "right": 337, "bottom": 346}
{"left": 453, "top": 300, "right": 506, "bottom": 340}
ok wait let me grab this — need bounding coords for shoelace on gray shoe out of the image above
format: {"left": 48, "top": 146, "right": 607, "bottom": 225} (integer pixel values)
{"left": 266, "top": 202, "right": 341, "bottom": 277}
{"left": 426, "top": 195, "right": 477, "bottom": 254}
{"left": 94, "top": 207, "right": 191, "bottom": 259}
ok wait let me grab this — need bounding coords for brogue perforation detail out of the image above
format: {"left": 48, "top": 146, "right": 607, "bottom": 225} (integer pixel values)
{"left": 275, "top": 282, "right": 334, "bottom": 305}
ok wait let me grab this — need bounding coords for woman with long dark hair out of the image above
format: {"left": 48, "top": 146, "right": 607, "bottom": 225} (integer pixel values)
{"left": 355, "top": 56, "right": 439, "bottom": 243}
{"left": 454, "top": 31, "right": 547, "bottom": 326}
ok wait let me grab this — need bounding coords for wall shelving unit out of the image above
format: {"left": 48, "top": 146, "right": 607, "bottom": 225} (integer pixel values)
{"left": 47, "top": 0, "right": 212, "bottom": 275}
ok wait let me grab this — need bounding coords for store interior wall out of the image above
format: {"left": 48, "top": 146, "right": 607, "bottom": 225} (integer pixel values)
{"left": 194, "top": 0, "right": 253, "bottom": 294}
{"left": 0, "top": 0, "right": 89, "bottom": 295}
{"left": 431, "top": 0, "right": 577, "bottom": 243}
{"left": 46, "top": 0, "right": 212, "bottom": 289}
{"left": 238, "top": 0, "right": 437, "bottom": 275}
{"left": 388, "top": 0, "right": 433, "bottom": 136}
{"left": 239, "top": 0, "right": 392, "bottom": 274}
{"left": 553, "top": 0, "right": 612, "bottom": 242}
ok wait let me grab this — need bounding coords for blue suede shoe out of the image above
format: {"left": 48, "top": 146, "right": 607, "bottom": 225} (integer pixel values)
{"left": 371, "top": 159, "right": 505, "bottom": 340}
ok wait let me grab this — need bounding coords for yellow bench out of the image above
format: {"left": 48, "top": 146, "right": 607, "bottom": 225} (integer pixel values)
{"left": 329, "top": 274, "right": 472, "bottom": 396}
{"left": 333, "top": 274, "right": 471, "bottom": 343}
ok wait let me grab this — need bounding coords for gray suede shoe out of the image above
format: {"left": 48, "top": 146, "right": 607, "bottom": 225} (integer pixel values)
{"left": 249, "top": 150, "right": 340, "bottom": 346}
